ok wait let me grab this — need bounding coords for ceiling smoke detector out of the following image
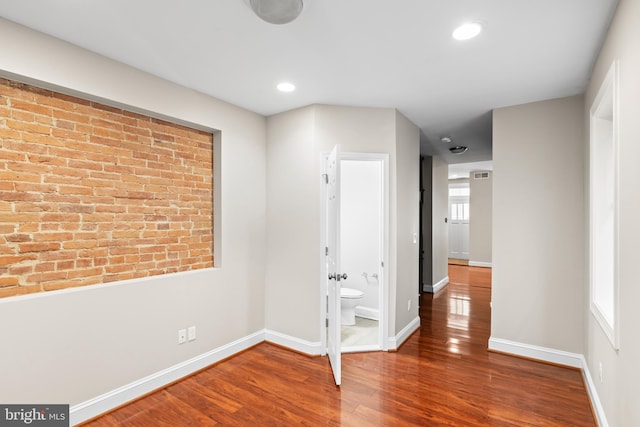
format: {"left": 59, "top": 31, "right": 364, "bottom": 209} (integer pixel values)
{"left": 250, "top": 0, "right": 304, "bottom": 25}
{"left": 449, "top": 146, "right": 468, "bottom": 155}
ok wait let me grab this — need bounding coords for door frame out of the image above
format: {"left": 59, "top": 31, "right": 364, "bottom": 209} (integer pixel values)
{"left": 448, "top": 182, "right": 470, "bottom": 260}
{"left": 320, "top": 151, "right": 390, "bottom": 354}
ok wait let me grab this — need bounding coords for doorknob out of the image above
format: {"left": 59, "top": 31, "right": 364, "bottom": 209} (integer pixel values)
{"left": 328, "top": 273, "right": 348, "bottom": 281}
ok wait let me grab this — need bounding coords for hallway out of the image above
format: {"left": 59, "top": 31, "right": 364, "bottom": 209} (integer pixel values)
{"left": 84, "top": 266, "right": 595, "bottom": 426}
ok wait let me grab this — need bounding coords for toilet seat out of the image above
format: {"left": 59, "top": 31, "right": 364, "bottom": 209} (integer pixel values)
{"left": 340, "top": 287, "right": 364, "bottom": 299}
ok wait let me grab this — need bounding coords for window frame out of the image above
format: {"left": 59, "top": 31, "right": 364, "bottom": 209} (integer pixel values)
{"left": 589, "top": 60, "right": 620, "bottom": 350}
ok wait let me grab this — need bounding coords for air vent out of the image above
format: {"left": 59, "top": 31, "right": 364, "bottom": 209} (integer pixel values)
{"left": 473, "top": 172, "right": 490, "bottom": 180}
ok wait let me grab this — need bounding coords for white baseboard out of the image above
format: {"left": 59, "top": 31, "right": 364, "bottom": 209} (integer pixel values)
{"left": 423, "top": 276, "right": 448, "bottom": 293}
{"left": 264, "top": 329, "right": 322, "bottom": 355}
{"left": 579, "top": 354, "right": 609, "bottom": 427}
{"left": 488, "top": 337, "right": 582, "bottom": 367}
{"left": 469, "top": 261, "right": 492, "bottom": 268}
{"left": 355, "top": 306, "right": 379, "bottom": 321}
{"left": 70, "top": 330, "right": 265, "bottom": 426}
{"left": 488, "top": 337, "right": 609, "bottom": 427}
{"left": 387, "top": 316, "right": 420, "bottom": 350}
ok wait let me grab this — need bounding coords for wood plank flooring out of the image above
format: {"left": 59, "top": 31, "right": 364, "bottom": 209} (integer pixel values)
{"left": 83, "top": 266, "right": 595, "bottom": 426}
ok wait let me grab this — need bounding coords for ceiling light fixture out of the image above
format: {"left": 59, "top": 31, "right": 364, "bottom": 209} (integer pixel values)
{"left": 449, "top": 146, "right": 468, "bottom": 154}
{"left": 277, "top": 82, "right": 296, "bottom": 92}
{"left": 452, "top": 22, "right": 482, "bottom": 40}
{"left": 250, "top": 0, "right": 304, "bottom": 25}
{"left": 440, "top": 136, "right": 452, "bottom": 143}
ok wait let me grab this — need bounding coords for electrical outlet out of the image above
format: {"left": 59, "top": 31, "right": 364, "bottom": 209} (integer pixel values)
{"left": 188, "top": 325, "right": 196, "bottom": 341}
{"left": 178, "top": 329, "right": 187, "bottom": 344}
{"left": 599, "top": 362, "right": 603, "bottom": 383}
{"left": 408, "top": 299, "right": 411, "bottom": 311}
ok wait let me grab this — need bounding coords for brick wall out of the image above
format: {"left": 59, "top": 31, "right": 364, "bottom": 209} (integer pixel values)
{"left": 0, "top": 78, "right": 214, "bottom": 298}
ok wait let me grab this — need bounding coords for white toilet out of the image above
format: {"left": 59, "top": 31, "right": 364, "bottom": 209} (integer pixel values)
{"left": 340, "top": 287, "right": 364, "bottom": 325}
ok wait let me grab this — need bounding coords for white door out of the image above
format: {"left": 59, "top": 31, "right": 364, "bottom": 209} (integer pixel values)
{"left": 448, "top": 195, "right": 469, "bottom": 259}
{"left": 326, "top": 144, "right": 342, "bottom": 386}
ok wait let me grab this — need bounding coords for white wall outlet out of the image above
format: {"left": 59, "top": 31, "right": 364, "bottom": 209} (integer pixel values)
{"left": 188, "top": 325, "right": 196, "bottom": 341}
{"left": 408, "top": 299, "right": 411, "bottom": 311}
{"left": 178, "top": 329, "right": 187, "bottom": 344}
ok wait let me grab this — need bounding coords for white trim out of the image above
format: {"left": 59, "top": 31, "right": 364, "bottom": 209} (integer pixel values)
{"left": 319, "top": 152, "right": 390, "bottom": 354}
{"left": 355, "top": 306, "right": 379, "bottom": 320}
{"left": 487, "top": 337, "right": 609, "bottom": 427}
{"left": 387, "top": 316, "right": 420, "bottom": 350}
{"left": 469, "top": 261, "right": 492, "bottom": 268}
{"left": 588, "top": 59, "right": 620, "bottom": 351}
{"left": 424, "top": 276, "right": 449, "bottom": 293}
{"left": 264, "top": 329, "right": 322, "bottom": 355}
{"left": 0, "top": 267, "right": 217, "bottom": 305}
{"left": 488, "top": 337, "right": 582, "bottom": 368}
{"left": 342, "top": 344, "right": 381, "bottom": 354}
{"left": 70, "top": 330, "right": 264, "bottom": 426}
{"left": 580, "top": 355, "right": 610, "bottom": 427}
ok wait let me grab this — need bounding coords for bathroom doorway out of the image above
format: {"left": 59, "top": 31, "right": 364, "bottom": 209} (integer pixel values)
{"left": 321, "top": 151, "right": 389, "bottom": 355}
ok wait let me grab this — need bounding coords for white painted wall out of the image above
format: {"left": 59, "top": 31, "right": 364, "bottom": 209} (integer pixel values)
{"left": 264, "top": 106, "right": 318, "bottom": 342}
{"left": 265, "top": 105, "right": 419, "bottom": 342}
{"left": 469, "top": 171, "right": 492, "bottom": 265}
{"left": 341, "top": 160, "right": 381, "bottom": 314}
{"left": 492, "top": 95, "right": 585, "bottom": 353}
{"left": 431, "top": 156, "right": 449, "bottom": 287}
{"left": 393, "top": 111, "right": 420, "bottom": 330}
{"left": 584, "top": 0, "right": 640, "bottom": 424}
{"left": 0, "top": 18, "right": 266, "bottom": 405}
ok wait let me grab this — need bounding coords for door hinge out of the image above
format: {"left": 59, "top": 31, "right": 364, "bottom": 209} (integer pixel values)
{"left": 325, "top": 246, "right": 329, "bottom": 256}
{"left": 381, "top": 261, "right": 384, "bottom": 268}
{"left": 326, "top": 318, "right": 329, "bottom": 327}
{"left": 322, "top": 173, "right": 328, "bottom": 184}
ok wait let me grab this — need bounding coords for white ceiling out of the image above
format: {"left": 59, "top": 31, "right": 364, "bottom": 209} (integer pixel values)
{"left": 0, "top": 0, "right": 618, "bottom": 164}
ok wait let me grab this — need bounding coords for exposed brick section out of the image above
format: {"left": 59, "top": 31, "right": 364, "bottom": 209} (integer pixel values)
{"left": 0, "top": 78, "right": 214, "bottom": 298}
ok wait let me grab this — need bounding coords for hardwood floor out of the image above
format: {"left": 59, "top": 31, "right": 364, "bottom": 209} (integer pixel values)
{"left": 83, "top": 266, "right": 595, "bottom": 426}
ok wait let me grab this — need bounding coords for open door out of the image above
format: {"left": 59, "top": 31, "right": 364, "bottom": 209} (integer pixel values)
{"left": 326, "top": 144, "right": 342, "bottom": 386}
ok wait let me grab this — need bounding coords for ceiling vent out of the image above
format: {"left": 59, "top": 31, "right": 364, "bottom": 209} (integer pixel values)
{"left": 473, "top": 172, "right": 490, "bottom": 180}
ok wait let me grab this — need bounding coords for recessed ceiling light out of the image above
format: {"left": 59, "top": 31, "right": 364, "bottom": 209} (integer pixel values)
{"left": 452, "top": 22, "right": 482, "bottom": 40}
{"left": 440, "top": 136, "right": 452, "bottom": 143}
{"left": 449, "top": 146, "right": 468, "bottom": 154}
{"left": 277, "top": 82, "right": 296, "bottom": 92}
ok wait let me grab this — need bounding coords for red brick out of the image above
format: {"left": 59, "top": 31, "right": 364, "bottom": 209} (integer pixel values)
{"left": 10, "top": 99, "right": 52, "bottom": 116}
{"left": 41, "top": 213, "right": 81, "bottom": 223}
{"left": 0, "top": 286, "right": 41, "bottom": 298}
{"left": 0, "top": 254, "right": 38, "bottom": 266}
{"left": 0, "top": 212, "right": 40, "bottom": 223}
{"left": 9, "top": 265, "right": 34, "bottom": 275}
{"left": 0, "top": 78, "right": 214, "bottom": 297}
{"left": 63, "top": 240, "right": 98, "bottom": 249}
{"left": 35, "top": 262, "right": 56, "bottom": 273}
{"left": 0, "top": 191, "right": 43, "bottom": 202}
{"left": 0, "top": 277, "right": 20, "bottom": 288}
{"left": 19, "top": 242, "right": 61, "bottom": 253}
{"left": 0, "top": 170, "right": 41, "bottom": 183}
{"left": 27, "top": 271, "right": 68, "bottom": 283}
{"left": 6, "top": 234, "right": 32, "bottom": 243}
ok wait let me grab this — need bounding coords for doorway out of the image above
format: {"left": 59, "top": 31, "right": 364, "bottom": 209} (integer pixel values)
{"left": 448, "top": 182, "right": 470, "bottom": 260}
{"left": 321, "top": 150, "right": 389, "bottom": 364}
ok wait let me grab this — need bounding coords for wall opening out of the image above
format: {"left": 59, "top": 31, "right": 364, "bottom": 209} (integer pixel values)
{"left": 0, "top": 78, "right": 214, "bottom": 298}
{"left": 589, "top": 61, "right": 619, "bottom": 349}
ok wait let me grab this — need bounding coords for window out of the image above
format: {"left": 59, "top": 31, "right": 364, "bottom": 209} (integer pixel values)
{"left": 449, "top": 187, "right": 470, "bottom": 197}
{"left": 589, "top": 61, "right": 619, "bottom": 349}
